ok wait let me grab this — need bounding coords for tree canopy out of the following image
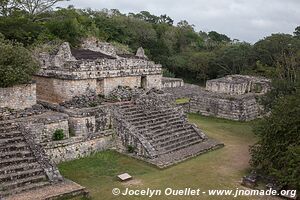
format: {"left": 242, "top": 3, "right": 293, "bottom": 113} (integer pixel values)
{"left": 0, "top": 34, "right": 39, "bottom": 87}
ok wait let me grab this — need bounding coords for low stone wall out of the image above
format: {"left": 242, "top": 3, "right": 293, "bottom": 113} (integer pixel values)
{"left": 44, "top": 135, "right": 113, "bottom": 163}
{"left": 103, "top": 76, "right": 142, "bottom": 96}
{"left": 162, "top": 77, "right": 184, "bottom": 88}
{"left": 17, "top": 111, "right": 70, "bottom": 144}
{"left": 34, "top": 76, "right": 96, "bottom": 103}
{"left": 190, "top": 94, "right": 260, "bottom": 121}
{"left": 0, "top": 83, "right": 36, "bottom": 110}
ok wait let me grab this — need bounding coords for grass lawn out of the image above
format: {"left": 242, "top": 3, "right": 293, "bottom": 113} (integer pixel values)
{"left": 175, "top": 98, "right": 190, "bottom": 104}
{"left": 58, "top": 114, "right": 274, "bottom": 200}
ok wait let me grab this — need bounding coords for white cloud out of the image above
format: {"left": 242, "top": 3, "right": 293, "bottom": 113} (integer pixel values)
{"left": 57, "top": 0, "right": 300, "bottom": 43}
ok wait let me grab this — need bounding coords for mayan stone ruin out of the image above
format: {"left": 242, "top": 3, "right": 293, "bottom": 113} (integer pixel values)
{"left": 165, "top": 75, "right": 271, "bottom": 121}
{"left": 0, "top": 38, "right": 228, "bottom": 199}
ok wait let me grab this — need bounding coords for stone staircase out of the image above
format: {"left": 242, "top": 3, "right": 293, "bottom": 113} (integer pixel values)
{"left": 0, "top": 121, "right": 50, "bottom": 197}
{"left": 115, "top": 102, "right": 222, "bottom": 167}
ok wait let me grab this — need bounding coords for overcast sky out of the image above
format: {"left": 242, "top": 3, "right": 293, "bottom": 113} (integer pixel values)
{"left": 57, "top": 0, "right": 300, "bottom": 43}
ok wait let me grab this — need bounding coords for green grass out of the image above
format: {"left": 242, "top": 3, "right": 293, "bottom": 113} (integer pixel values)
{"left": 58, "top": 114, "right": 265, "bottom": 200}
{"left": 175, "top": 98, "right": 190, "bottom": 104}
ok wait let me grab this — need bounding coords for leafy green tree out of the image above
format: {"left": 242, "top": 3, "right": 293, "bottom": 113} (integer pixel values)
{"left": 294, "top": 26, "right": 300, "bottom": 37}
{"left": 250, "top": 89, "right": 300, "bottom": 191}
{"left": 0, "top": 35, "right": 39, "bottom": 87}
{"left": 253, "top": 34, "right": 300, "bottom": 83}
{"left": 208, "top": 31, "right": 231, "bottom": 42}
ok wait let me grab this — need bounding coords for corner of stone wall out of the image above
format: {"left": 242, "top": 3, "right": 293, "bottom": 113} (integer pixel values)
{"left": 19, "top": 123, "right": 63, "bottom": 183}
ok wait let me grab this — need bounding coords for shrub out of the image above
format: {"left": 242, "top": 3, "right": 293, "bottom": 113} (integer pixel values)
{"left": 127, "top": 145, "right": 135, "bottom": 153}
{"left": 53, "top": 129, "right": 65, "bottom": 141}
{"left": 0, "top": 35, "right": 39, "bottom": 88}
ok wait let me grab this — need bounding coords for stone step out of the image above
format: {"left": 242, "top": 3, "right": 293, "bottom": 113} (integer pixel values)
{"left": 0, "top": 181, "right": 49, "bottom": 197}
{"left": 0, "top": 157, "right": 37, "bottom": 168}
{"left": 154, "top": 133, "right": 200, "bottom": 149}
{"left": 0, "top": 162, "right": 41, "bottom": 175}
{"left": 0, "top": 125, "right": 18, "bottom": 133}
{"left": 0, "top": 150, "right": 33, "bottom": 159}
{"left": 0, "top": 136, "right": 24, "bottom": 145}
{"left": 124, "top": 108, "right": 174, "bottom": 117}
{"left": 0, "top": 131, "right": 22, "bottom": 139}
{"left": 149, "top": 123, "right": 188, "bottom": 136}
{"left": 130, "top": 112, "right": 180, "bottom": 124}
{"left": 0, "top": 167, "right": 45, "bottom": 182}
{"left": 0, "top": 142, "right": 29, "bottom": 151}
{"left": 137, "top": 120, "right": 183, "bottom": 132}
{"left": 2, "top": 174, "right": 47, "bottom": 191}
{"left": 161, "top": 137, "right": 203, "bottom": 154}
{"left": 152, "top": 128, "right": 196, "bottom": 143}
{"left": 132, "top": 115, "right": 181, "bottom": 127}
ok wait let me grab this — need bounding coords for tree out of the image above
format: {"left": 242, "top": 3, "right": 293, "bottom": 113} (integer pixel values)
{"left": 254, "top": 34, "right": 300, "bottom": 83}
{"left": 250, "top": 89, "right": 300, "bottom": 191}
{"left": 0, "top": 35, "right": 39, "bottom": 87}
{"left": 208, "top": 31, "right": 231, "bottom": 43}
{"left": 294, "top": 26, "right": 300, "bottom": 37}
{"left": 14, "top": 0, "right": 67, "bottom": 17}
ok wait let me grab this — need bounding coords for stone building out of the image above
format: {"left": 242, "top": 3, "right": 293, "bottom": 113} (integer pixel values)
{"left": 164, "top": 75, "right": 271, "bottom": 121}
{"left": 34, "top": 39, "right": 162, "bottom": 104}
{"left": 0, "top": 39, "right": 221, "bottom": 198}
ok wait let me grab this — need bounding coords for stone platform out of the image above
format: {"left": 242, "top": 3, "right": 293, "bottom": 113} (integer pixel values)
{"left": 5, "top": 179, "right": 88, "bottom": 200}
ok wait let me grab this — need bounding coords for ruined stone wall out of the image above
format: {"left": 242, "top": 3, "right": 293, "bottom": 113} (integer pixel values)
{"left": 103, "top": 76, "right": 141, "bottom": 95}
{"left": 190, "top": 94, "right": 260, "bottom": 121}
{"left": 37, "top": 58, "right": 162, "bottom": 80}
{"left": 34, "top": 76, "right": 96, "bottom": 103}
{"left": 0, "top": 83, "right": 36, "bottom": 110}
{"left": 19, "top": 112, "right": 70, "bottom": 144}
{"left": 44, "top": 135, "right": 113, "bottom": 163}
{"left": 145, "top": 74, "right": 162, "bottom": 89}
{"left": 206, "top": 81, "right": 250, "bottom": 95}
{"left": 162, "top": 77, "right": 184, "bottom": 88}
{"left": 206, "top": 75, "right": 271, "bottom": 95}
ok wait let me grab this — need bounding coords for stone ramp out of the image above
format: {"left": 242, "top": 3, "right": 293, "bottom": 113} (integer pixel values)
{"left": 114, "top": 102, "right": 223, "bottom": 167}
{"left": 0, "top": 121, "right": 50, "bottom": 197}
{"left": 5, "top": 179, "right": 88, "bottom": 200}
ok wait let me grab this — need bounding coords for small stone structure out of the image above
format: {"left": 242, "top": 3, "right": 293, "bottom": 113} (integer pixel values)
{"left": 34, "top": 39, "right": 162, "bottom": 103}
{"left": 206, "top": 75, "right": 270, "bottom": 95}
{"left": 0, "top": 82, "right": 36, "bottom": 110}
{"left": 112, "top": 91, "right": 223, "bottom": 168}
{"left": 164, "top": 75, "right": 271, "bottom": 121}
{"left": 162, "top": 77, "right": 184, "bottom": 88}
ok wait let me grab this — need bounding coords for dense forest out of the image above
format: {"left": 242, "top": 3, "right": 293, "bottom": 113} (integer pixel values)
{"left": 0, "top": 0, "right": 299, "bottom": 191}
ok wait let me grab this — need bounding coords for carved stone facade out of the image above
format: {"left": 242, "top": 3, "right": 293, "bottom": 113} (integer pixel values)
{"left": 35, "top": 40, "right": 163, "bottom": 103}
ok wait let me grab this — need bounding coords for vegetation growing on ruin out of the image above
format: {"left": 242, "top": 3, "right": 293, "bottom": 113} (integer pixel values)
{"left": 53, "top": 129, "right": 65, "bottom": 141}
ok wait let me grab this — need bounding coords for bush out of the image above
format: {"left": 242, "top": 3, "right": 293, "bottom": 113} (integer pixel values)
{"left": 0, "top": 35, "right": 39, "bottom": 88}
{"left": 53, "top": 129, "right": 65, "bottom": 141}
{"left": 250, "top": 90, "right": 300, "bottom": 190}
{"left": 127, "top": 145, "right": 135, "bottom": 153}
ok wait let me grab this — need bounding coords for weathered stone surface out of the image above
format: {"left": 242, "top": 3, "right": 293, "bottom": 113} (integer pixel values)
{"left": 162, "top": 77, "right": 184, "bottom": 88}
{"left": 35, "top": 41, "right": 163, "bottom": 102}
{"left": 206, "top": 75, "right": 271, "bottom": 95}
{"left": 164, "top": 77, "right": 269, "bottom": 121}
{"left": 112, "top": 91, "right": 223, "bottom": 167}
{"left": 44, "top": 133, "right": 113, "bottom": 164}
{"left": 0, "top": 83, "right": 37, "bottom": 110}
{"left": 135, "top": 47, "right": 148, "bottom": 59}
